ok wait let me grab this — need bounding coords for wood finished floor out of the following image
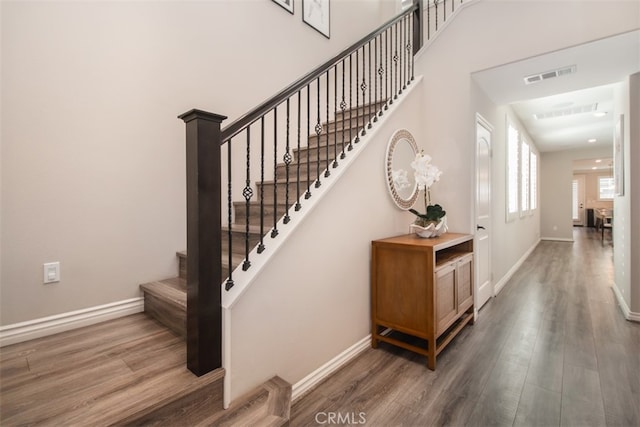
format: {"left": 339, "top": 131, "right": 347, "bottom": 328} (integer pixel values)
{"left": 0, "top": 313, "right": 223, "bottom": 426}
{"left": 291, "top": 228, "right": 640, "bottom": 426}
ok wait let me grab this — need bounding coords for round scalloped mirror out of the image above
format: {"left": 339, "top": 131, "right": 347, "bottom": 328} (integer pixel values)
{"left": 385, "top": 129, "right": 419, "bottom": 210}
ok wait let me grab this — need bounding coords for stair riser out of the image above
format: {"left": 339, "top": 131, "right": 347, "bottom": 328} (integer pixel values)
{"left": 179, "top": 255, "right": 233, "bottom": 282}
{"left": 275, "top": 162, "right": 325, "bottom": 181}
{"left": 293, "top": 147, "right": 349, "bottom": 164}
{"left": 179, "top": 255, "right": 187, "bottom": 280}
{"left": 256, "top": 181, "right": 315, "bottom": 205}
{"left": 222, "top": 232, "right": 262, "bottom": 257}
{"left": 234, "top": 203, "right": 293, "bottom": 227}
{"left": 144, "top": 293, "right": 186, "bottom": 337}
{"left": 306, "top": 131, "right": 353, "bottom": 149}
{"left": 121, "top": 372, "right": 224, "bottom": 426}
{"left": 306, "top": 104, "right": 382, "bottom": 132}
{"left": 334, "top": 101, "right": 387, "bottom": 121}
{"left": 325, "top": 112, "right": 381, "bottom": 132}
{"left": 285, "top": 120, "right": 369, "bottom": 156}
{"left": 293, "top": 146, "right": 350, "bottom": 167}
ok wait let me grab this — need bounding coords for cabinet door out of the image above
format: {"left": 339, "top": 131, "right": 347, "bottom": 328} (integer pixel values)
{"left": 456, "top": 254, "right": 473, "bottom": 313}
{"left": 435, "top": 262, "right": 457, "bottom": 335}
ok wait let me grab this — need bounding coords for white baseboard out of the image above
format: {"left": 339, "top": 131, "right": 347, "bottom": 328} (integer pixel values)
{"left": 0, "top": 297, "right": 144, "bottom": 347}
{"left": 612, "top": 283, "right": 640, "bottom": 322}
{"left": 540, "top": 237, "right": 574, "bottom": 242}
{"left": 494, "top": 239, "right": 540, "bottom": 296}
{"left": 292, "top": 335, "right": 371, "bottom": 403}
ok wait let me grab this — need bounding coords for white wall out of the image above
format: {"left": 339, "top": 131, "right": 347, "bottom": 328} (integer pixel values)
{"left": 0, "top": 0, "right": 396, "bottom": 325}
{"left": 630, "top": 73, "right": 640, "bottom": 314}
{"left": 613, "top": 72, "right": 640, "bottom": 316}
{"left": 541, "top": 145, "right": 614, "bottom": 241}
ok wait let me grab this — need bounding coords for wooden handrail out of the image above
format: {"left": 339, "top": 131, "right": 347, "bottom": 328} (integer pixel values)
{"left": 221, "top": 1, "right": 423, "bottom": 143}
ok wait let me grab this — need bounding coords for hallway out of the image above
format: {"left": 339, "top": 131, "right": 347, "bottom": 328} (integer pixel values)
{"left": 291, "top": 228, "right": 640, "bottom": 426}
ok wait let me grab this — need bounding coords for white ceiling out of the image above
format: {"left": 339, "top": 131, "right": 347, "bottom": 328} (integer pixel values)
{"left": 472, "top": 29, "right": 640, "bottom": 153}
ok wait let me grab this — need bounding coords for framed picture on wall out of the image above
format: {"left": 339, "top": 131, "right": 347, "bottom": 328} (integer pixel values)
{"left": 303, "top": 0, "right": 330, "bottom": 39}
{"left": 614, "top": 114, "right": 624, "bottom": 196}
{"left": 272, "top": 0, "right": 294, "bottom": 14}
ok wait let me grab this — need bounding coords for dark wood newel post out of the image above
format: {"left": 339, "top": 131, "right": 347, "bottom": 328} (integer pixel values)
{"left": 178, "top": 108, "right": 227, "bottom": 376}
{"left": 413, "top": 0, "right": 424, "bottom": 54}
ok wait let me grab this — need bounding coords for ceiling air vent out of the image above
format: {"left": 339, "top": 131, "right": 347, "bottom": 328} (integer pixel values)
{"left": 534, "top": 103, "right": 598, "bottom": 120}
{"left": 524, "top": 65, "right": 577, "bottom": 85}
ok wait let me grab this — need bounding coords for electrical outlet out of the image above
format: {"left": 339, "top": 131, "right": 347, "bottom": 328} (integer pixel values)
{"left": 43, "top": 262, "right": 60, "bottom": 284}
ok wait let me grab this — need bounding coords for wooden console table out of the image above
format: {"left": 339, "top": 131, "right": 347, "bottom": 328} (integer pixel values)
{"left": 370, "top": 233, "right": 474, "bottom": 369}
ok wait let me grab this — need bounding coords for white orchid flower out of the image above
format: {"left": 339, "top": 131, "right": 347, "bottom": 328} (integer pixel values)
{"left": 411, "top": 152, "right": 441, "bottom": 192}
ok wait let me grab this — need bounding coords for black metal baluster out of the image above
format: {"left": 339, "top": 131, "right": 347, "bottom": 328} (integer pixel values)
{"left": 367, "top": 41, "right": 373, "bottom": 129}
{"left": 410, "top": 14, "right": 415, "bottom": 82}
{"left": 242, "top": 128, "right": 252, "bottom": 271}
{"left": 305, "top": 84, "right": 312, "bottom": 199}
{"left": 373, "top": 35, "right": 382, "bottom": 122}
{"left": 361, "top": 46, "right": 367, "bottom": 136}
{"left": 225, "top": 137, "right": 234, "bottom": 291}
{"left": 376, "top": 35, "right": 383, "bottom": 119}
{"left": 444, "top": 0, "right": 447, "bottom": 22}
{"left": 406, "top": 15, "right": 411, "bottom": 87}
{"left": 315, "top": 78, "right": 322, "bottom": 188}
{"left": 427, "top": 0, "right": 431, "bottom": 41}
{"left": 348, "top": 54, "right": 354, "bottom": 150}
{"left": 258, "top": 117, "right": 265, "bottom": 253}
{"left": 271, "top": 106, "right": 279, "bottom": 238}
{"left": 340, "top": 60, "right": 347, "bottom": 159}
{"left": 405, "top": 15, "right": 409, "bottom": 87}
{"left": 435, "top": 0, "right": 439, "bottom": 32}
{"left": 373, "top": 37, "right": 378, "bottom": 123}
{"left": 400, "top": 18, "right": 405, "bottom": 94}
{"left": 386, "top": 28, "right": 390, "bottom": 108}
{"left": 333, "top": 64, "right": 340, "bottom": 166}
{"left": 355, "top": 49, "right": 360, "bottom": 143}
{"left": 325, "top": 70, "right": 330, "bottom": 177}
{"left": 394, "top": 22, "right": 399, "bottom": 100}
{"left": 295, "top": 92, "right": 302, "bottom": 211}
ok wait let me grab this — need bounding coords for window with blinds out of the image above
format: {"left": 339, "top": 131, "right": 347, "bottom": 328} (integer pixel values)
{"left": 521, "top": 140, "right": 530, "bottom": 214}
{"left": 598, "top": 176, "right": 614, "bottom": 200}
{"left": 530, "top": 151, "right": 538, "bottom": 210}
{"left": 507, "top": 122, "right": 519, "bottom": 221}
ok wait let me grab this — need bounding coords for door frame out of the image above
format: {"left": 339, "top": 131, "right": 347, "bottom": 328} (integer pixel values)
{"left": 474, "top": 113, "right": 493, "bottom": 317}
{"left": 572, "top": 174, "right": 586, "bottom": 226}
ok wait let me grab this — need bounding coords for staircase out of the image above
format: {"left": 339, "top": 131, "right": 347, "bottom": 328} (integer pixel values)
{"left": 138, "top": 104, "right": 382, "bottom": 422}
{"left": 141, "top": 103, "right": 382, "bottom": 322}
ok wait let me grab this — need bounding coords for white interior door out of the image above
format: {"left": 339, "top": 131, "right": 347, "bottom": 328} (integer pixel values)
{"left": 476, "top": 115, "right": 493, "bottom": 311}
{"left": 572, "top": 175, "right": 586, "bottom": 226}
